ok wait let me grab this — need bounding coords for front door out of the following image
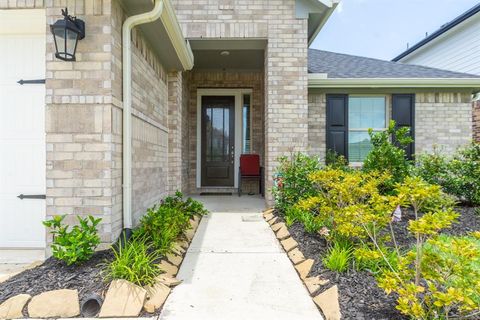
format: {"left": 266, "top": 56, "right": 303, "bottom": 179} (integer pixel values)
{"left": 201, "top": 96, "right": 235, "bottom": 187}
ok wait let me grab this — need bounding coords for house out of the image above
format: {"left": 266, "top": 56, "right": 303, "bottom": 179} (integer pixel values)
{"left": 1, "top": 0, "right": 479, "bottom": 262}
{"left": 392, "top": 2, "right": 480, "bottom": 141}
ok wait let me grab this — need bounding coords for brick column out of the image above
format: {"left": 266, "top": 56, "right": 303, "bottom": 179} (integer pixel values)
{"left": 167, "top": 71, "right": 184, "bottom": 193}
{"left": 473, "top": 99, "right": 480, "bottom": 142}
{"left": 264, "top": 3, "right": 309, "bottom": 205}
{"left": 45, "top": 0, "right": 119, "bottom": 244}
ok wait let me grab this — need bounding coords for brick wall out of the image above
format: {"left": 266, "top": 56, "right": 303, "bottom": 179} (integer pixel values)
{"left": 185, "top": 70, "right": 265, "bottom": 194}
{"left": 307, "top": 92, "right": 473, "bottom": 161}
{"left": 473, "top": 100, "right": 480, "bottom": 142}
{"left": 172, "top": 0, "right": 309, "bottom": 203}
{"left": 415, "top": 93, "right": 472, "bottom": 155}
{"left": 0, "top": 0, "right": 43, "bottom": 8}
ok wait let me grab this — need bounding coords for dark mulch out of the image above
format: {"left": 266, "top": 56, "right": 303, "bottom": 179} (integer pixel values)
{"left": 0, "top": 250, "right": 113, "bottom": 308}
{"left": 281, "top": 206, "right": 480, "bottom": 320}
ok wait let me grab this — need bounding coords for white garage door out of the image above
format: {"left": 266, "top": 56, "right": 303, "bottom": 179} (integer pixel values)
{"left": 0, "top": 10, "right": 46, "bottom": 250}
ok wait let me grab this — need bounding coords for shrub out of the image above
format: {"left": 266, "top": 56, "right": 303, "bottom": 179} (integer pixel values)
{"left": 363, "top": 120, "right": 413, "bottom": 192}
{"left": 135, "top": 191, "right": 207, "bottom": 254}
{"left": 323, "top": 241, "right": 353, "bottom": 272}
{"left": 378, "top": 235, "right": 480, "bottom": 319}
{"left": 43, "top": 215, "right": 101, "bottom": 266}
{"left": 416, "top": 142, "right": 480, "bottom": 205}
{"left": 354, "top": 245, "right": 398, "bottom": 274}
{"left": 103, "top": 236, "right": 161, "bottom": 287}
{"left": 325, "top": 149, "right": 350, "bottom": 171}
{"left": 272, "top": 153, "right": 322, "bottom": 212}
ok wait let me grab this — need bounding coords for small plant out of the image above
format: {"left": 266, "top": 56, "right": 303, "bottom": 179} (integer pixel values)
{"left": 363, "top": 120, "right": 413, "bottom": 192}
{"left": 43, "top": 215, "right": 101, "bottom": 266}
{"left": 272, "top": 153, "right": 322, "bottom": 212}
{"left": 103, "top": 236, "right": 161, "bottom": 287}
{"left": 323, "top": 241, "right": 353, "bottom": 272}
{"left": 354, "top": 245, "right": 398, "bottom": 274}
{"left": 325, "top": 149, "right": 350, "bottom": 171}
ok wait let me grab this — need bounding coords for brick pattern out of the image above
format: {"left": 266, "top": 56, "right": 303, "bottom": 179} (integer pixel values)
{"left": 168, "top": 71, "right": 184, "bottom": 193}
{"left": 307, "top": 92, "right": 473, "bottom": 161}
{"left": 473, "top": 100, "right": 480, "bottom": 142}
{"left": 415, "top": 93, "right": 472, "bottom": 155}
{"left": 185, "top": 70, "right": 264, "bottom": 194}
{"left": 0, "top": 0, "right": 43, "bottom": 8}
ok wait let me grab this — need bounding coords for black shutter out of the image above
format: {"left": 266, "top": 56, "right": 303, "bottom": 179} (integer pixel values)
{"left": 326, "top": 94, "right": 348, "bottom": 159}
{"left": 392, "top": 94, "right": 415, "bottom": 159}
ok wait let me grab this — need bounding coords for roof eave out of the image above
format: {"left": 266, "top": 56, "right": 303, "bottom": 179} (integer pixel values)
{"left": 308, "top": 1, "right": 339, "bottom": 46}
{"left": 308, "top": 74, "right": 480, "bottom": 90}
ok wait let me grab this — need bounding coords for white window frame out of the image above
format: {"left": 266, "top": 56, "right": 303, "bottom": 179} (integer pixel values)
{"left": 196, "top": 88, "right": 253, "bottom": 188}
{"left": 348, "top": 95, "right": 389, "bottom": 165}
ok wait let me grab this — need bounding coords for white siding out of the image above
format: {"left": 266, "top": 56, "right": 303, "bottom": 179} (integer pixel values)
{"left": 400, "top": 13, "right": 480, "bottom": 75}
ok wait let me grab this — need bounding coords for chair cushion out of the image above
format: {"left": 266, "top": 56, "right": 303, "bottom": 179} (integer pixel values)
{"left": 240, "top": 154, "right": 260, "bottom": 176}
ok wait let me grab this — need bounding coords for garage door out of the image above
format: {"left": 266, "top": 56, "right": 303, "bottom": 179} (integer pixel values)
{"left": 0, "top": 10, "right": 46, "bottom": 249}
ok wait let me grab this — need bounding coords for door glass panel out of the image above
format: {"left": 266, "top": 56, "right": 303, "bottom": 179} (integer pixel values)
{"left": 205, "top": 106, "right": 230, "bottom": 162}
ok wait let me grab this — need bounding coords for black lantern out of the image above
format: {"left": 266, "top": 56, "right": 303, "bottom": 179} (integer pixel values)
{"left": 50, "top": 8, "right": 85, "bottom": 61}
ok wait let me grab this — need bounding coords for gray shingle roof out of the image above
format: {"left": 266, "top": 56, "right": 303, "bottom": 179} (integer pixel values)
{"left": 308, "top": 49, "right": 480, "bottom": 78}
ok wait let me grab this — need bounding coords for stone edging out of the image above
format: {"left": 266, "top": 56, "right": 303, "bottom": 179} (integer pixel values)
{"left": 262, "top": 208, "right": 342, "bottom": 320}
{"left": 0, "top": 215, "right": 203, "bottom": 319}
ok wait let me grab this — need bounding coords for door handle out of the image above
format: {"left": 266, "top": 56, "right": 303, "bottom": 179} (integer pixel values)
{"left": 17, "top": 194, "right": 46, "bottom": 200}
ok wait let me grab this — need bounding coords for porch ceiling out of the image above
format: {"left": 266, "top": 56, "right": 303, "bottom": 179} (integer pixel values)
{"left": 190, "top": 39, "right": 266, "bottom": 71}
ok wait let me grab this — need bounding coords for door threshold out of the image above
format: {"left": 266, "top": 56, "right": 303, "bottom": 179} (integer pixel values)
{"left": 199, "top": 192, "right": 233, "bottom": 196}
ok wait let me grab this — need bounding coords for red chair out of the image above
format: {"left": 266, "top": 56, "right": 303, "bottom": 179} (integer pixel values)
{"left": 238, "top": 154, "right": 264, "bottom": 197}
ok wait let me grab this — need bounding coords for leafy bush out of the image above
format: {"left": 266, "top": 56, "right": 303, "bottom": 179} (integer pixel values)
{"left": 43, "top": 215, "right": 101, "bottom": 266}
{"left": 323, "top": 241, "right": 353, "bottom": 272}
{"left": 272, "top": 153, "right": 322, "bottom": 212}
{"left": 103, "top": 236, "right": 161, "bottom": 287}
{"left": 354, "top": 245, "right": 398, "bottom": 274}
{"left": 363, "top": 120, "right": 413, "bottom": 192}
{"left": 325, "top": 149, "right": 350, "bottom": 171}
{"left": 378, "top": 235, "right": 480, "bottom": 319}
{"left": 135, "top": 191, "right": 207, "bottom": 254}
{"left": 416, "top": 142, "right": 480, "bottom": 205}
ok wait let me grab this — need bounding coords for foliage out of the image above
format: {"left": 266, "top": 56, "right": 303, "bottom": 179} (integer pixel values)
{"left": 416, "top": 142, "right": 480, "bottom": 205}
{"left": 43, "top": 215, "right": 101, "bottom": 266}
{"left": 102, "top": 236, "right": 161, "bottom": 287}
{"left": 378, "top": 235, "right": 480, "bottom": 319}
{"left": 323, "top": 241, "right": 353, "bottom": 272}
{"left": 362, "top": 120, "right": 413, "bottom": 192}
{"left": 353, "top": 245, "right": 398, "bottom": 274}
{"left": 135, "top": 192, "right": 207, "bottom": 254}
{"left": 325, "top": 149, "right": 350, "bottom": 171}
{"left": 272, "top": 153, "right": 322, "bottom": 212}
{"left": 296, "top": 168, "right": 397, "bottom": 243}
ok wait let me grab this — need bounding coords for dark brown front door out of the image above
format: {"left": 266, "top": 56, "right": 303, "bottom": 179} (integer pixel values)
{"left": 201, "top": 96, "right": 235, "bottom": 187}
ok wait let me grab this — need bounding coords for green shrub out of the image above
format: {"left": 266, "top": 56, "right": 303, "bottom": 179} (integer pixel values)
{"left": 43, "top": 215, "right": 101, "bottom": 266}
{"left": 363, "top": 120, "right": 413, "bottom": 192}
{"left": 416, "top": 142, "right": 480, "bottom": 205}
{"left": 272, "top": 153, "right": 322, "bottom": 212}
{"left": 354, "top": 245, "right": 398, "bottom": 274}
{"left": 135, "top": 191, "right": 207, "bottom": 254}
{"left": 103, "top": 236, "right": 161, "bottom": 287}
{"left": 325, "top": 149, "right": 350, "bottom": 171}
{"left": 323, "top": 241, "right": 353, "bottom": 272}
{"left": 378, "top": 235, "right": 480, "bottom": 319}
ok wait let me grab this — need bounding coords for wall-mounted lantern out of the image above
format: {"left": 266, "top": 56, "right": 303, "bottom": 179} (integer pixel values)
{"left": 50, "top": 8, "right": 85, "bottom": 61}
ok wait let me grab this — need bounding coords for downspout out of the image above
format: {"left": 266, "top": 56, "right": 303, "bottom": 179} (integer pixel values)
{"left": 122, "top": 0, "right": 164, "bottom": 240}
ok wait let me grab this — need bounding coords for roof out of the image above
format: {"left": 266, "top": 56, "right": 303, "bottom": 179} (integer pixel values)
{"left": 392, "top": 3, "right": 480, "bottom": 62}
{"left": 308, "top": 49, "right": 480, "bottom": 78}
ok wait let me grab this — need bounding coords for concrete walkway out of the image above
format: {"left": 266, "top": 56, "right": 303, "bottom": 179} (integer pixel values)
{"left": 160, "top": 195, "right": 322, "bottom": 320}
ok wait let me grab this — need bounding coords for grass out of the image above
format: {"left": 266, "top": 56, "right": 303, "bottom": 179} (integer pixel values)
{"left": 322, "top": 241, "right": 353, "bottom": 272}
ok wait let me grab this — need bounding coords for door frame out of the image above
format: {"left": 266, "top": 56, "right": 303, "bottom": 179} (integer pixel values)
{"left": 196, "top": 88, "right": 252, "bottom": 188}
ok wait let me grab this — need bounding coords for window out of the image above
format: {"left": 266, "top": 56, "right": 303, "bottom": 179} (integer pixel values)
{"left": 242, "top": 94, "right": 251, "bottom": 153}
{"left": 348, "top": 96, "right": 386, "bottom": 162}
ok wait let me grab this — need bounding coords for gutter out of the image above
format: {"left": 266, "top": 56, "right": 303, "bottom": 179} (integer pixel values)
{"left": 308, "top": 74, "right": 480, "bottom": 89}
{"left": 122, "top": 0, "right": 164, "bottom": 236}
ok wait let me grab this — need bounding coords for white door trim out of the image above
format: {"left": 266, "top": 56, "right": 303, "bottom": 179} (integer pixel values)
{"left": 196, "top": 88, "right": 252, "bottom": 189}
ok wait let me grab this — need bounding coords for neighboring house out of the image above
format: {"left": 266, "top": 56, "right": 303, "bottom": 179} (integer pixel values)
{"left": 1, "top": 0, "right": 479, "bottom": 262}
{"left": 392, "top": 3, "right": 480, "bottom": 141}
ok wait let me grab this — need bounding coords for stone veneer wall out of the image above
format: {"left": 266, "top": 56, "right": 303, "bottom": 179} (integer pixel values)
{"left": 4, "top": 0, "right": 177, "bottom": 245}
{"left": 185, "top": 70, "right": 265, "bottom": 194}
{"left": 172, "top": 0, "right": 309, "bottom": 204}
{"left": 307, "top": 92, "right": 472, "bottom": 161}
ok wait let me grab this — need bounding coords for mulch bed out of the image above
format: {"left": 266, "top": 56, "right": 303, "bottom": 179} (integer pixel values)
{"left": 282, "top": 206, "right": 480, "bottom": 320}
{"left": 0, "top": 250, "right": 113, "bottom": 309}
